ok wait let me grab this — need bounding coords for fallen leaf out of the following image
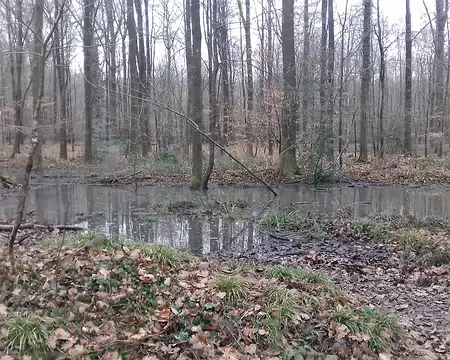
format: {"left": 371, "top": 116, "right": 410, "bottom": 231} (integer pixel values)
{"left": 0, "top": 304, "right": 7, "bottom": 316}
{"left": 103, "top": 351, "right": 119, "bottom": 360}
{"left": 244, "top": 343, "right": 257, "bottom": 355}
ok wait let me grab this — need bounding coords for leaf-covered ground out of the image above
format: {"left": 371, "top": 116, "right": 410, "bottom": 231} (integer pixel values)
{"left": 3, "top": 144, "right": 450, "bottom": 187}
{"left": 217, "top": 214, "right": 450, "bottom": 360}
{"left": 0, "top": 239, "right": 404, "bottom": 360}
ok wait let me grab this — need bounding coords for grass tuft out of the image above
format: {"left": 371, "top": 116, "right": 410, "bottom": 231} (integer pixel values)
{"left": 2, "top": 315, "right": 50, "bottom": 357}
{"left": 216, "top": 276, "right": 248, "bottom": 304}
{"left": 391, "top": 228, "right": 427, "bottom": 249}
{"left": 332, "top": 307, "right": 400, "bottom": 351}
{"left": 139, "top": 244, "right": 191, "bottom": 268}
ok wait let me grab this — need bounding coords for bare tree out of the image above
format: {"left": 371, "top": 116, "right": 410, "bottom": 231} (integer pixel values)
{"left": 237, "top": 0, "right": 254, "bottom": 156}
{"left": 302, "top": 0, "right": 310, "bottom": 135}
{"left": 404, "top": 0, "right": 412, "bottom": 155}
{"left": 359, "top": 0, "right": 372, "bottom": 162}
{"left": 127, "top": 0, "right": 140, "bottom": 155}
{"left": 278, "top": 0, "right": 298, "bottom": 176}
{"left": 83, "top": 0, "right": 95, "bottom": 163}
{"left": 326, "top": 0, "right": 335, "bottom": 161}
{"left": 190, "top": 0, "right": 203, "bottom": 188}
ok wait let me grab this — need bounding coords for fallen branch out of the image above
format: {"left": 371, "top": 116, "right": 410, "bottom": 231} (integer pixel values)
{"left": 2, "top": 223, "right": 86, "bottom": 231}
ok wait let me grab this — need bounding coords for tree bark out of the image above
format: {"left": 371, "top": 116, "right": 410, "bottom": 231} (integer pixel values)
{"left": 326, "top": 0, "right": 335, "bottom": 162}
{"left": 190, "top": 0, "right": 203, "bottom": 189}
{"left": 359, "top": 0, "right": 372, "bottom": 162}
{"left": 302, "top": 0, "right": 310, "bottom": 135}
{"left": 278, "top": 0, "right": 298, "bottom": 176}
{"left": 404, "top": 0, "right": 412, "bottom": 155}
{"left": 32, "top": 0, "right": 44, "bottom": 172}
{"left": 54, "top": 0, "right": 67, "bottom": 159}
{"left": 127, "top": 0, "right": 140, "bottom": 155}
{"left": 237, "top": 0, "right": 254, "bottom": 156}
{"left": 83, "top": 0, "right": 95, "bottom": 163}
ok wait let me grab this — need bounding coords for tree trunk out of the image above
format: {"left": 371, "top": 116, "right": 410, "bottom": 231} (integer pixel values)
{"left": 404, "top": 0, "right": 412, "bottom": 155}
{"left": 184, "top": 0, "right": 193, "bottom": 157}
{"left": 8, "top": 0, "right": 24, "bottom": 157}
{"left": 83, "top": 0, "right": 95, "bottom": 164}
{"left": 237, "top": 0, "right": 254, "bottom": 156}
{"left": 190, "top": 0, "right": 203, "bottom": 189}
{"left": 267, "top": 0, "right": 274, "bottom": 156}
{"left": 135, "top": 0, "right": 148, "bottom": 156}
{"left": 318, "top": 0, "right": 327, "bottom": 167}
{"left": 326, "top": 0, "right": 335, "bottom": 162}
{"left": 376, "top": 0, "right": 385, "bottom": 158}
{"left": 127, "top": 0, "right": 140, "bottom": 155}
{"left": 302, "top": 0, "right": 310, "bottom": 136}
{"left": 54, "top": 0, "right": 67, "bottom": 159}
{"left": 32, "top": 0, "right": 44, "bottom": 172}
{"left": 278, "top": 0, "right": 298, "bottom": 176}
{"left": 433, "top": 0, "right": 447, "bottom": 156}
{"left": 338, "top": 0, "right": 349, "bottom": 167}
{"left": 359, "top": 0, "right": 372, "bottom": 162}
{"left": 105, "top": 0, "right": 117, "bottom": 141}
{"left": 219, "top": 0, "right": 230, "bottom": 147}
{"left": 202, "top": 0, "right": 219, "bottom": 189}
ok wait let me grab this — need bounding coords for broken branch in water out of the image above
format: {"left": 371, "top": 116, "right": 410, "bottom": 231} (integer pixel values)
{"left": 1, "top": 224, "right": 86, "bottom": 232}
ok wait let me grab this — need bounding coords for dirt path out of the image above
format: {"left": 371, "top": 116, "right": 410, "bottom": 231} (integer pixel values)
{"left": 216, "top": 232, "right": 450, "bottom": 359}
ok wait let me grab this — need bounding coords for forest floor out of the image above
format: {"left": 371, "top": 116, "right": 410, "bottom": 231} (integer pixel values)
{"left": 2, "top": 144, "right": 450, "bottom": 187}
{"left": 1, "top": 215, "right": 449, "bottom": 359}
{"left": 0, "top": 233, "right": 418, "bottom": 360}
{"left": 215, "top": 214, "right": 450, "bottom": 360}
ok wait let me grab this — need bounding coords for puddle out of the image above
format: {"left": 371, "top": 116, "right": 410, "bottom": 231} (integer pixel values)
{"left": 1, "top": 182, "right": 450, "bottom": 254}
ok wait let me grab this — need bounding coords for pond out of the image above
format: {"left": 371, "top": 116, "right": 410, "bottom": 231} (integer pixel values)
{"left": 1, "top": 181, "right": 450, "bottom": 254}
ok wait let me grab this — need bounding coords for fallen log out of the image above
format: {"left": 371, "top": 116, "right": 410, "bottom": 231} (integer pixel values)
{"left": 0, "top": 223, "right": 86, "bottom": 232}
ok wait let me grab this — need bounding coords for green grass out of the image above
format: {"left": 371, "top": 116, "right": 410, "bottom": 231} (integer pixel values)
{"left": 266, "top": 266, "right": 330, "bottom": 285}
{"left": 261, "top": 210, "right": 308, "bottom": 231}
{"left": 391, "top": 228, "right": 428, "bottom": 249}
{"left": 2, "top": 315, "right": 51, "bottom": 358}
{"left": 332, "top": 307, "right": 400, "bottom": 351}
{"left": 138, "top": 244, "right": 192, "bottom": 268}
{"left": 216, "top": 276, "right": 248, "bottom": 305}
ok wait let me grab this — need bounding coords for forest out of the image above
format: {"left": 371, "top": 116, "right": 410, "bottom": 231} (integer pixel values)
{"left": 0, "top": 0, "right": 450, "bottom": 359}
{"left": 0, "top": 0, "right": 449, "bottom": 186}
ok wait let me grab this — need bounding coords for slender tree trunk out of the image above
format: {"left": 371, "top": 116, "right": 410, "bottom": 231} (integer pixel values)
{"left": 32, "top": 0, "right": 44, "bottom": 172}
{"left": 359, "top": 0, "right": 372, "bottom": 162}
{"left": 318, "top": 0, "right": 327, "bottom": 166}
{"left": 54, "top": 0, "right": 67, "bottom": 159}
{"left": 144, "top": 0, "right": 152, "bottom": 155}
{"left": 376, "top": 0, "right": 385, "bottom": 158}
{"left": 326, "top": 0, "right": 335, "bottom": 162}
{"left": 83, "top": 0, "right": 95, "bottom": 163}
{"left": 278, "top": 0, "right": 298, "bottom": 176}
{"left": 267, "top": 0, "right": 274, "bottom": 156}
{"left": 302, "top": 0, "right": 310, "bottom": 136}
{"left": 404, "top": 0, "right": 412, "bottom": 155}
{"left": 127, "top": 0, "right": 140, "bottom": 155}
{"left": 9, "top": 0, "right": 24, "bottom": 156}
{"left": 237, "top": 0, "right": 254, "bottom": 156}
{"left": 184, "top": 0, "right": 193, "bottom": 157}
{"left": 135, "top": 0, "right": 148, "bottom": 156}
{"left": 190, "top": 0, "right": 203, "bottom": 188}
{"left": 105, "top": 0, "right": 117, "bottom": 141}
{"left": 202, "top": 0, "right": 219, "bottom": 189}
{"left": 338, "top": 0, "right": 349, "bottom": 167}
{"left": 218, "top": 0, "right": 230, "bottom": 148}
{"left": 433, "top": 0, "right": 447, "bottom": 156}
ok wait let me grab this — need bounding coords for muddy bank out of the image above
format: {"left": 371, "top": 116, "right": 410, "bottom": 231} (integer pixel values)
{"left": 213, "top": 216, "right": 450, "bottom": 360}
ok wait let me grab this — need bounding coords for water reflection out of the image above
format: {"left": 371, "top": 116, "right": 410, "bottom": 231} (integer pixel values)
{"left": 1, "top": 183, "right": 449, "bottom": 254}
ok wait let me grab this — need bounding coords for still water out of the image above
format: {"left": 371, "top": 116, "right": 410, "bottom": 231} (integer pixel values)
{"left": 1, "top": 182, "right": 449, "bottom": 254}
